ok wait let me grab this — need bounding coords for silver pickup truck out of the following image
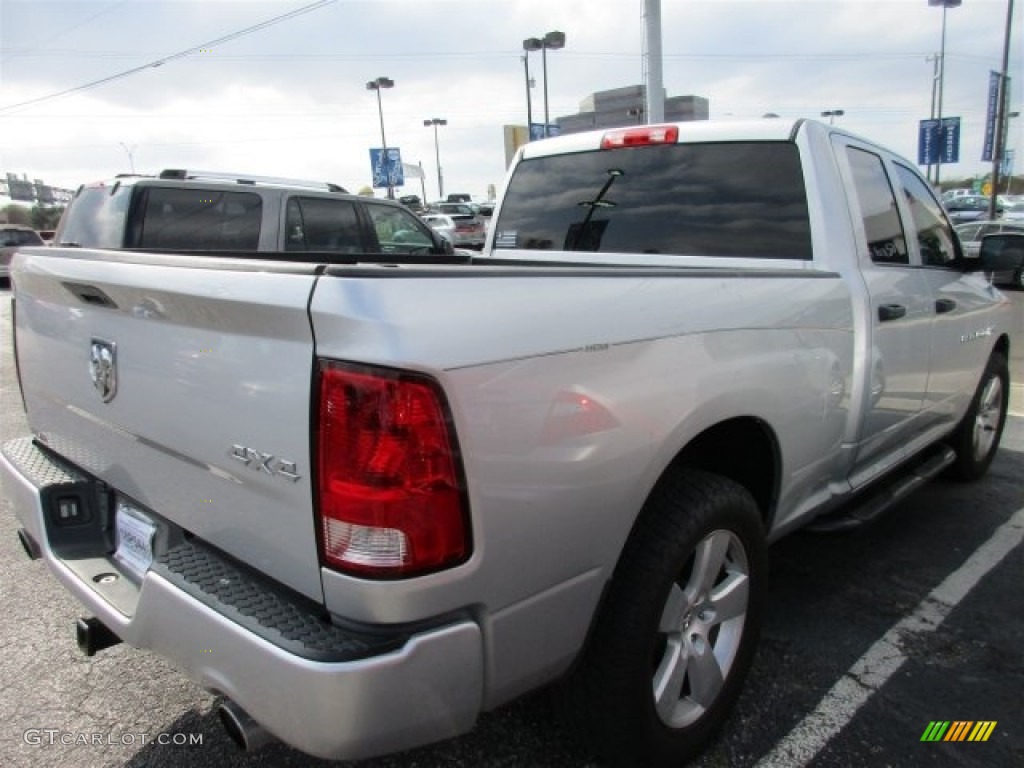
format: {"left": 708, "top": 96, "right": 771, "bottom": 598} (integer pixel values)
{"left": 0, "top": 119, "right": 1015, "bottom": 767}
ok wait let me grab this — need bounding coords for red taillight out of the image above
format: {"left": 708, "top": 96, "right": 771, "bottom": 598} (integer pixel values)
{"left": 601, "top": 125, "right": 679, "bottom": 149}
{"left": 317, "top": 361, "right": 469, "bottom": 578}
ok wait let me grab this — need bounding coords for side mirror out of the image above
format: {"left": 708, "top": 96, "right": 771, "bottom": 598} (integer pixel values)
{"left": 436, "top": 232, "right": 454, "bottom": 255}
{"left": 977, "top": 233, "right": 1024, "bottom": 273}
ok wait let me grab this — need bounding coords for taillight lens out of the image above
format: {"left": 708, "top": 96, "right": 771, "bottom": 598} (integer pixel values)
{"left": 317, "top": 361, "right": 469, "bottom": 577}
{"left": 601, "top": 125, "right": 679, "bottom": 149}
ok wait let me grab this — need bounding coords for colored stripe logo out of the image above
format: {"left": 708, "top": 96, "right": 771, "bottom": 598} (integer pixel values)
{"left": 921, "top": 721, "right": 997, "bottom": 742}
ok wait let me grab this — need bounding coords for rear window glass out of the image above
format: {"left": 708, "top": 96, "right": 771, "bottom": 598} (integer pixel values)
{"left": 57, "top": 183, "right": 134, "bottom": 248}
{"left": 493, "top": 141, "right": 812, "bottom": 259}
{"left": 130, "top": 187, "right": 262, "bottom": 250}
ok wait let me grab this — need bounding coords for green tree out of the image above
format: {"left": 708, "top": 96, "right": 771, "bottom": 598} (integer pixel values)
{"left": 1, "top": 204, "right": 32, "bottom": 225}
{"left": 30, "top": 205, "right": 64, "bottom": 231}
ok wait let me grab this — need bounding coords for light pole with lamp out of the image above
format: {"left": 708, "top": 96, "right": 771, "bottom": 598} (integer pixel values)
{"left": 366, "top": 76, "right": 395, "bottom": 199}
{"left": 820, "top": 109, "right": 844, "bottom": 125}
{"left": 528, "top": 31, "right": 569, "bottom": 138}
{"left": 119, "top": 142, "right": 137, "bottom": 173}
{"left": 522, "top": 38, "right": 542, "bottom": 138}
{"left": 929, "top": 0, "right": 962, "bottom": 187}
{"left": 987, "top": 0, "right": 1015, "bottom": 219}
{"left": 423, "top": 118, "right": 447, "bottom": 201}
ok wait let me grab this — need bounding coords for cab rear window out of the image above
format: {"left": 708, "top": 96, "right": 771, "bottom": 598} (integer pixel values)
{"left": 494, "top": 142, "right": 811, "bottom": 259}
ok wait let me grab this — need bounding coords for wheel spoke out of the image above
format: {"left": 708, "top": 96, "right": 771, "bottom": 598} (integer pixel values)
{"left": 652, "top": 637, "right": 688, "bottom": 721}
{"left": 686, "top": 635, "right": 725, "bottom": 708}
{"left": 708, "top": 569, "right": 749, "bottom": 623}
{"left": 688, "top": 531, "right": 730, "bottom": 596}
{"left": 659, "top": 583, "right": 689, "bottom": 633}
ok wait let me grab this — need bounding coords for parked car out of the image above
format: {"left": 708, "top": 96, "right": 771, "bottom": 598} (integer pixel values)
{"left": 0, "top": 224, "right": 45, "bottom": 281}
{"left": 433, "top": 202, "right": 486, "bottom": 248}
{"left": 954, "top": 220, "right": 1024, "bottom": 258}
{"left": 944, "top": 195, "right": 1000, "bottom": 224}
{"left": 941, "top": 188, "right": 972, "bottom": 202}
{"left": 421, "top": 213, "right": 457, "bottom": 243}
{"left": 979, "top": 231, "right": 1024, "bottom": 288}
{"left": 998, "top": 197, "right": 1024, "bottom": 221}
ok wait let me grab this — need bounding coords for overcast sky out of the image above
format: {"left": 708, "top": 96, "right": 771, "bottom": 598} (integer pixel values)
{"left": 0, "top": 0, "right": 1020, "bottom": 202}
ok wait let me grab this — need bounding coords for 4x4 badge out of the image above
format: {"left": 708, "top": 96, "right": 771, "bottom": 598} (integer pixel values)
{"left": 89, "top": 339, "right": 117, "bottom": 402}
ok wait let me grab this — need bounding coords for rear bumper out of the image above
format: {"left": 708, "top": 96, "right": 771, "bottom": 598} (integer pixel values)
{"left": 0, "top": 437, "right": 484, "bottom": 760}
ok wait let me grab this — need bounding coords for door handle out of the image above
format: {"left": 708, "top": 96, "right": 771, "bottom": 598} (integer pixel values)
{"left": 935, "top": 297, "right": 957, "bottom": 314}
{"left": 878, "top": 304, "right": 907, "bottom": 322}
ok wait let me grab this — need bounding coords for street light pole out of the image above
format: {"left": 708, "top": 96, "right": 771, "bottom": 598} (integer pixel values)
{"left": 930, "top": 0, "right": 962, "bottom": 188}
{"left": 366, "top": 76, "right": 395, "bottom": 199}
{"left": 820, "top": 109, "right": 844, "bottom": 125}
{"left": 522, "top": 38, "right": 542, "bottom": 138}
{"left": 539, "top": 31, "right": 565, "bottom": 137}
{"left": 988, "top": 0, "right": 1015, "bottom": 220}
{"left": 119, "top": 142, "right": 137, "bottom": 174}
{"left": 423, "top": 118, "right": 447, "bottom": 201}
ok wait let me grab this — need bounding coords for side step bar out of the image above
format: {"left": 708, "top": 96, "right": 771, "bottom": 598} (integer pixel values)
{"left": 807, "top": 445, "right": 956, "bottom": 533}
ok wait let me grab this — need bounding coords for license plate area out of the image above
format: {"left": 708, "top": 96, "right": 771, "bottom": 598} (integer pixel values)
{"left": 113, "top": 499, "right": 157, "bottom": 582}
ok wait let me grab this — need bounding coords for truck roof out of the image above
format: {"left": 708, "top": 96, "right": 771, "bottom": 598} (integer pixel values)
{"left": 519, "top": 118, "right": 812, "bottom": 160}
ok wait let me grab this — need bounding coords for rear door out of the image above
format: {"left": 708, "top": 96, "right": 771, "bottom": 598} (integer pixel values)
{"left": 837, "top": 141, "right": 933, "bottom": 483}
{"left": 12, "top": 249, "right": 325, "bottom": 600}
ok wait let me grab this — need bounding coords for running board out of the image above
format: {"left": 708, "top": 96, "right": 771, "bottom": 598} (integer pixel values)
{"left": 806, "top": 445, "right": 956, "bottom": 533}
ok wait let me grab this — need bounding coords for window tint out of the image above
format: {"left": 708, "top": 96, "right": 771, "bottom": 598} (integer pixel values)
{"left": 493, "top": 142, "right": 812, "bottom": 259}
{"left": 845, "top": 147, "right": 908, "bottom": 265}
{"left": 18, "top": 229, "right": 44, "bottom": 245}
{"left": 58, "top": 183, "right": 133, "bottom": 248}
{"left": 285, "top": 197, "right": 363, "bottom": 252}
{"left": 893, "top": 163, "right": 957, "bottom": 267}
{"left": 365, "top": 204, "right": 435, "bottom": 254}
{"left": 133, "top": 187, "right": 261, "bottom": 250}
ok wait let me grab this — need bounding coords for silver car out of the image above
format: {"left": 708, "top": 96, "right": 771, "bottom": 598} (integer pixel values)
{"left": 955, "top": 220, "right": 1024, "bottom": 259}
{"left": 0, "top": 225, "right": 45, "bottom": 281}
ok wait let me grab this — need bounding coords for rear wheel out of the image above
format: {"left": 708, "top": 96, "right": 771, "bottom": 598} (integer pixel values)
{"left": 947, "top": 352, "right": 1008, "bottom": 481}
{"left": 560, "top": 469, "right": 767, "bottom": 767}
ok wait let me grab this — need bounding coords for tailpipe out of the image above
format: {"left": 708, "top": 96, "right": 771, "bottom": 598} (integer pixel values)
{"left": 76, "top": 616, "right": 122, "bottom": 656}
{"left": 218, "top": 700, "right": 275, "bottom": 752}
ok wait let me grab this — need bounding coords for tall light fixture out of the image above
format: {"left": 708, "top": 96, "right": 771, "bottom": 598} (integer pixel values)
{"left": 522, "top": 37, "right": 542, "bottom": 138}
{"left": 929, "top": 0, "right": 962, "bottom": 187}
{"left": 820, "top": 109, "right": 844, "bottom": 125}
{"left": 540, "top": 30, "right": 565, "bottom": 137}
{"left": 366, "top": 76, "right": 395, "bottom": 199}
{"left": 988, "top": 0, "right": 1015, "bottom": 219}
{"left": 119, "top": 142, "right": 137, "bottom": 173}
{"left": 423, "top": 117, "right": 447, "bottom": 201}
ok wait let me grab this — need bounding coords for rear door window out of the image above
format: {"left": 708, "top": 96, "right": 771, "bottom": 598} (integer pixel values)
{"left": 285, "top": 197, "right": 364, "bottom": 252}
{"left": 131, "top": 187, "right": 262, "bottom": 250}
{"left": 493, "top": 141, "right": 812, "bottom": 259}
{"left": 845, "top": 147, "right": 909, "bottom": 265}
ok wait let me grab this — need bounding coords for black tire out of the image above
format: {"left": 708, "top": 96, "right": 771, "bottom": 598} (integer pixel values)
{"left": 947, "top": 352, "right": 1009, "bottom": 481}
{"left": 559, "top": 469, "right": 768, "bottom": 767}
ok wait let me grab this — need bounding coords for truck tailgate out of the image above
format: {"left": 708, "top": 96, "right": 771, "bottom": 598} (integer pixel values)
{"left": 11, "top": 249, "right": 324, "bottom": 600}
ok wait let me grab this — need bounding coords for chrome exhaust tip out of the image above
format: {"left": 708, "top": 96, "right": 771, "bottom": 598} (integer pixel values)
{"left": 217, "top": 700, "right": 275, "bottom": 752}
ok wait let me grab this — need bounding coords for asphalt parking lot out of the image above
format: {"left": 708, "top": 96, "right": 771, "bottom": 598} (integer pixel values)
{"left": 0, "top": 286, "right": 1021, "bottom": 768}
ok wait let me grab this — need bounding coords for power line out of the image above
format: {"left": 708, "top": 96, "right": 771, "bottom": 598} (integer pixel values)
{"left": 0, "top": 0, "right": 336, "bottom": 114}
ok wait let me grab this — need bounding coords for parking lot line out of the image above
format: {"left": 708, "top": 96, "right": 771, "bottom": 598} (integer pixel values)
{"left": 755, "top": 505, "right": 1024, "bottom": 768}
